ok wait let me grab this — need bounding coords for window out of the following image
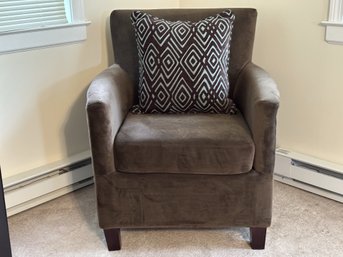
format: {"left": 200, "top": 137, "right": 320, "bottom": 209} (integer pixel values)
{"left": 0, "top": 0, "right": 90, "bottom": 54}
{"left": 321, "top": 0, "right": 343, "bottom": 44}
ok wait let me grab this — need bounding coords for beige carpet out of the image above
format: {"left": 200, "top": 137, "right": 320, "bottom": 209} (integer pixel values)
{"left": 8, "top": 181, "right": 343, "bottom": 257}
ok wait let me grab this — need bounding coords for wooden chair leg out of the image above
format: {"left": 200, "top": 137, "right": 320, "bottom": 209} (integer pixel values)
{"left": 250, "top": 227, "right": 267, "bottom": 250}
{"left": 104, "top": 228, "right": 121, "bottom": 251}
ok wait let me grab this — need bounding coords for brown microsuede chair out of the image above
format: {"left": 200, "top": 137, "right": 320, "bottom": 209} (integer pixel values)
{"left": 86, "top": 8, "right": 279, "bottom": 251}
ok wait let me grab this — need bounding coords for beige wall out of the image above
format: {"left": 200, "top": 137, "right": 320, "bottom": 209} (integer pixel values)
{"left": 1, "top": 0, "right": 342, "bottom": 178}
{"left": 0, "top": 0, "right": 179, "bottom": 178}
{"left": 181, "top": 0, "right": 343, "bottom": 165}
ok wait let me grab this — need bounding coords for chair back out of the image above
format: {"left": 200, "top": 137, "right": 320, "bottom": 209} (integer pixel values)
{"left": 110, "top": 8, "right": 257, "bottom": 102}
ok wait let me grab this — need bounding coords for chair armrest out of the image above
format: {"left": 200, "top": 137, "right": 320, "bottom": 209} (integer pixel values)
{"left": 233, "top": 63, "right": 280, "bottom": 174}
{"left": 86, "top": 64, "right": 134, "bottom": 176}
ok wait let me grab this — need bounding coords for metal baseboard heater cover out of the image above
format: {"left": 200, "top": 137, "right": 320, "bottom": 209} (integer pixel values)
{"left": 274, "top": 149, "right": 343, "bottom": 203}
{"left": 3, "top": 151, "right": 93, "bottom": 216}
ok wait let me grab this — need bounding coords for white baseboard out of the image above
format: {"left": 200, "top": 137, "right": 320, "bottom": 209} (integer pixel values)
{"left": 3, "top": 152, "right": 93, "bottom": 217}
{"left": 6, "top": 177, "right": 93, "bottom": 217}
{"left": 274, "top": 174, "right": 343, "bottom": 203}
{"left": 274, "top": 149, "right": 343, "bottom": 203}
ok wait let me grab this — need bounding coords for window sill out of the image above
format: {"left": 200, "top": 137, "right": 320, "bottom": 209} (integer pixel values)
{"left": 321, "top": 21, "right": 343, "bottom": 45}
{"left": 0, "top": 21, "right": 91, "bottom": 54}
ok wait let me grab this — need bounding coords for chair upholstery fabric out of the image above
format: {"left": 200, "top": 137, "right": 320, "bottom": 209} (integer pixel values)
{"left": 95, "top": 170, "right": 273, "bottom": 229}
{"left": 86, "top": 8, "right": 279, "bottom": 241}
{"left": 115, "top": 112, "right": 255, "bottom": 175}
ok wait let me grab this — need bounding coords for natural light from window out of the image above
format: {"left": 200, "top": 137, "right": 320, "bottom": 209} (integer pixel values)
{"left": 0, "top": 0, "right": 90, "bottom": 54}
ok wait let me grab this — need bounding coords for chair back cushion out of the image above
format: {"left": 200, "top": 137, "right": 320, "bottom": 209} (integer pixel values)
{"left": 131, "top": 10, "right": 235, "bottom": 113}
{"left": 111, "top": 8, "right": 257, "bottom": 103}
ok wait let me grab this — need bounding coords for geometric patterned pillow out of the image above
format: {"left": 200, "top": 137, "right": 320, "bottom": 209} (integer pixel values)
{"left": 131, "top": 10, "right": 235, "bottom": 113}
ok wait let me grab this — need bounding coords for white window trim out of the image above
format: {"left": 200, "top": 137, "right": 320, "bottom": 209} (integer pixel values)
{"left": 321, "top": 0, "right": 343, "bottom": 44}
{"left": 0, "top": 0, "right": 90, "bottom": 54}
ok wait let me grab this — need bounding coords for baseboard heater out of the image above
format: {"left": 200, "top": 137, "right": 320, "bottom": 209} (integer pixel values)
{"left": 274, "top": 148, "right": 343, "bottom": 203}
{"left": 3, "top": 151, "right": 94, "bottom": 217}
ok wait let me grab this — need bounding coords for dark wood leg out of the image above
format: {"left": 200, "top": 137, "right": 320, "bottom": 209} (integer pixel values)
{"left": 250, "top": 227, "right": 267, "bottom": 250}
{"left": 104, "top": 228, "right": 121, "bottom": 251}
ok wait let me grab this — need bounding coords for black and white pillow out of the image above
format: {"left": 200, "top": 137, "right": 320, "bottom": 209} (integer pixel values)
{"left": 131, "top": 10, "right": 235, "bottom": 113}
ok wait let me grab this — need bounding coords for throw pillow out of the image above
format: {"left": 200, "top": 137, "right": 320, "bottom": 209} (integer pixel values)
{"left": 131, "top": 10, "right": 235, "bottom": 113}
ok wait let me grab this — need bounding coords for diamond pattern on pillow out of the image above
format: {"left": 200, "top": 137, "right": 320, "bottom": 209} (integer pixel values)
{"left": 131, "top": 10, "right": 235, "bottom": 113}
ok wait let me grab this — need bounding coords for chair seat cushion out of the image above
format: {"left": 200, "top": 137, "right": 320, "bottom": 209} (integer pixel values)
{"left": 114, "top": 112, "right": 255, "bottom": 175}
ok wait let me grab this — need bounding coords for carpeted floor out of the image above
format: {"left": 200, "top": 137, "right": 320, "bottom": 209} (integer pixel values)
{"left": 8, "top": 181, "right": 343, "bottom": 257}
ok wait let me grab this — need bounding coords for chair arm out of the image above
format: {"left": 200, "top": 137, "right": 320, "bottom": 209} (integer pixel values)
{"left": 233, "top": 63, "right": 280, "bottom": 174}
{"left": 86, "top": 64, "right": 134, "bottom": 176}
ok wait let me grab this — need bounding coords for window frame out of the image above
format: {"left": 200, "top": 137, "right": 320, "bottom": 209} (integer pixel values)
{"left": 321, "top": 0, "right": 343, "bottom": 44}
{"left": 0, "top": 0, "right": 90, "bottom": 54}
